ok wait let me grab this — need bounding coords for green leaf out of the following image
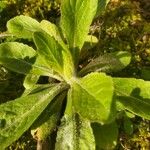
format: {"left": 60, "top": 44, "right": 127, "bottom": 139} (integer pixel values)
{"left": 22, "top": 84, "right": 56, "bottom": 97}
{"left": 33, "top": 31, "right": 74, "bottom": 80}
{"left": 71, "top": 72, "right": 115, "bottom": 124}
{"left": 125, "top": 111, "right": 135, "bottom": 118}
{"left": 60, "top": 0, "right": 98, "bottom": 60}
{"left": 92, "top": 121, "right": 118, "bottom": 150}
{"left": 0, "top": 42, "right": 61, "bottom": 79}
{"left": 56, "top": 114, "right": 95, "bottom": 150}
{"left": 40, "top": 20, "right": 71, "bottom": 54}
{"left": 40, "top": 20, "right": 63, "bottom": 43}
{"left": 31, "top": 55, "right": 62, "bottom": 81}
{"left": 31, "top": 91, "right": 67, "bottom": 141}
{"left": 56, "top": 90, "right": 95, "bottom": 150}
{"left": 33, "top": 31, "right": 64, "bottom": 73}
{"left": 79, "top": 51, "right": 131, "bottom": 76}
{"left": 77, "top": 119, "right": 95, "bottom": 150}
{"left": 123, "top": 116, "right": 133, "bottom": 135}
{"left": 83, "top": 35, "right": 98, "bottom": 50}
{"left": 80, "top": 35, "right": 98, "bottom": 60}
{"left": 0, "top": 42, "right": 36, "bottom": 74}
{"left": 7, "top": 15, "right": 41, "bottom": 39}
{"left": 0, "top": 83, "right": 67, "bottom": 149}
{"left": 62, "top": 50, "right": 75, "bottom": 81}
{"left": 95, "top": 0, "right": 110, "bottom": 18}
{"left": 113, "top": 78, "right": 150, "bottom": 120}
{"left": 23, "top": 74, "right": 40, "bottom": 89}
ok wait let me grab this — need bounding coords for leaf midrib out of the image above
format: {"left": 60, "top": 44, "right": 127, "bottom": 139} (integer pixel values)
{"left": 0, "top": 84, "right": 62, "bottom": 133}
{"left": 115, "top": 87, "right": 150, "bottom": 117}
{"left": 115, "top": 86, "right": 150, "bottom": 106}
{"left": 0, "top": 56, "right": 62, "bottom": 80}
{"left": 36, "top": 34, "right": 63, "bottom": 72}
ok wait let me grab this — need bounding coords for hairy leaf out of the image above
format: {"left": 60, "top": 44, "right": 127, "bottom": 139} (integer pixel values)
{"left": 56, "top": 89, "right": 95, "bottom": 150}
{"left": 60, "top": 0, "right": 98, "bottom": 61}
{"left": 31, "top": 55, "right": 62, "bottom": 81}
{"left": 0, "top": 42, "right": 60, "bottom": 78}
{"left": 62, "top": 49, "right": 75, "bottom": 81}
{"left": 56, "top": 114, "right": 95, "bottom": 150}
{"left": 92, "top": 121, "right": 118, "bottom": 150}
{"left": 40, "top": 20, "right": 71, "bottom": 55}
{"left": 31, "top": 92, "right": 66, "bottom": 141}
{"left": 40, "top": 20, "right": 75, "bottom": 79}
{"left": 0, "top": 83, "right": 67, "bottom": 149}
{"left": 33, "top": 31, "right": 64, "bottom": 73}
{"left": 33, "top": 31, "right": 74, "bottom": 80}
{"left": 7, "top": 15, "right": 41, "bottom": 39}
{"left": 40, "top": 20, "right": 63, "bottom": 43}
{"left": 79, "top": 51, "right": 131, "bottom": 76}
{"left": 113, "top": 78, "right": 150, "bottom": 120}
{"left": 0, "top": 42, "right": 36, "bottom": 74}
{"left": 71, "top": 72, "right": 115, "bottom": 124}
{"left": 55, "top": 114, "right": 76, "bottom": 150}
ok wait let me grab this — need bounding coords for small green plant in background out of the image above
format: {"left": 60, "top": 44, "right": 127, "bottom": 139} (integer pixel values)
{"left": 0, "top": 0, "right": 150, "bottom": 149}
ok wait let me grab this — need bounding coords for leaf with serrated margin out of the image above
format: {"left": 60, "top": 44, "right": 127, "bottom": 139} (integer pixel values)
{"left": 7, "top": 15, "right": 41, "bottom": 39}
{"left": 113, "top": 78, "right": 150, "bottom": 120}
{"left": 71, "top": 72, "right": 116, "bottom": 124}
{"left": 29, "top": 54, "right": 63, "bottom": 81}
{"left": 60, "top": 0, "right": 98, "bottom": 61}
{"left": 40, "top": 20, "right": 63, "bottom": 43}
{"left": 40, "top": 20, "right": 75, "bottom": 80}
{"left": 0, "top": 83, "right": 67, "bottom": 149}
{"left": 79, "top": 51, "right": 131, "bottom": 76}
{"left": 33, "top": 31, "right": 74, "bottom": 80}
{"left": 33, "top": 31, "right": 64, "bottom": 73}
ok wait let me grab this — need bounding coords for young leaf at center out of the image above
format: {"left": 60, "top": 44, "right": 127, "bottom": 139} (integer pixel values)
{"left": 60, "top": 0, "right": 98, "bottom": 62}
